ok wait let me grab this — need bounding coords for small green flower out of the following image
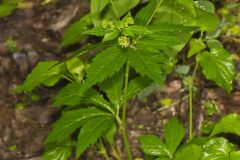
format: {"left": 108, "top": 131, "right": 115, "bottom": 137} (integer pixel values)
{"left": 126, "top": 17, "right": 134, "bottom": 25}
{"left": 118, "top": 36, "right": 130, "bottom": 48}
{"left": 101, "top": 20, "right": 115, "bottom": 29}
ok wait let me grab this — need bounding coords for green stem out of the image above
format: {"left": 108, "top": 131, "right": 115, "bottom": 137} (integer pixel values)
{"left": 121, "top": 60, "right": 132, "bottom": 160}
{"left": 110, "top": 0, "right": 119, "bottom": 18}
{"left": 189, "top": 61, "right": 199, "bottom": 140}
{"left": 111, "top": 144, "right": 122, "bottom": 160}
{"left": 99, "top": 139, "right": 110, "bottom": 160}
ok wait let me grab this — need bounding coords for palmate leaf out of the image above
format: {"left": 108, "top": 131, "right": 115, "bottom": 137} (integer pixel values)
{"left": 76, "top": 116, "right": 114, "bottom": 157}
{"left": 83, "top": 27, "right": 115, "bottom": 36}
{"left": 210, "top": 114, "right": 240, "bottom": 138}
{"left": 201, "top": 137, "right": 235, "bottom": 160}
{"left": 43, "top": 139, "right": 72, "bottom": 160}
{"left": 138, "top": 135, "right": 170, "bottom": 157}
{"left": 174, "top": 144, "right": 202, "bottom": 160}
{"left": 105, "top": 122, "right": 116, "bottom": 145}
{"left": 129, "top": 49, "right": 165, "bottom": 85}
{"left": 45, "top": 108, "right": 112, "bottom": 144}
{"left": 155, "top": 0, "right": 196, "bottom": 26}
{"left": 197, "top": 49, "right": 235, "bottom": 93}
{"left": 17, "top": 61, "right": 62, "bottom": 92}
{"left": 163, "top": 117, "right": 185, "bottom": 157}
{"left": 81, "top": 46, "right": 127, "bottom": 92}
{"left": 90, "top": 0, "right": 109, "bottom": 26}
{"left": 230, "top": 151, "right": 240, "bottom": 160}
{"left": 53, "top": 83, "right": 114, "bottom": 114}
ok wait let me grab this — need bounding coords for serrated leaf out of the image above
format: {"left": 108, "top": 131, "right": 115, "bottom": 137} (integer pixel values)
{"left": 135, "top": 0, "right": 163, "bottom": 26}
{"left": 17, "top": 61, "right": 62, "bottom": 92}
{"left": 174, "top": 145, "right": 202, "bottom": 160}
{"left": 156, "top": 157, "right": 171, "bottom": 160}
{"left": 156, "top": 0, "right": 196, "bottom": 26}
{"left": 105, "top": 123, "right": 116, "bottom": 145}
{"left": 100, "top": 70, "right": 124, "bottom": 106}
{"left": 138, "top": 135, "right": 170, "bottom": 157}
{"left": 188, "top": 38, "right": 206, "bottom": 58}
{"left": 163, "top": 117, "right": 185, "bottom": 156}
{"left": 201, "top": 137, "right": 235, "bottom": 160}
{"left": 127, "top": 76, "right": 153, "bottom": 99}
{"left": 81, "top": 46, "right": 127, "bottom": 92}
{"left": 76, "top": 116, "right": 114, "bottom": 157}
{"left": 53, "top": 83, "right": 114, "bottom": 114}
{"left": 43, "top": 139, "right": 72, "bottom": 160}
{"left": 210, "top": 114, "right": 240, "bottom": 138}
{"left": 129, "top": 49, "right": 164, "bottom": 85}
{"left": 91, "top": 0, "right": 109, "bottom": 14}
{"left": 61, "top": 15, "right": 89, "bottom": 47}
{"left": 197, "top": 49, "right": 235, "bottom": 93}
{"left": 45, "top": 108, "right": 111, "bottom": 144}
{"left": 124, "top": 26, "right": 151, "bottom": 36}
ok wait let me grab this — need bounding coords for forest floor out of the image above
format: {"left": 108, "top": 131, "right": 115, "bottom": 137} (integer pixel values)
{"left": 0, "top": 0, "right": 240, "bottom": 159}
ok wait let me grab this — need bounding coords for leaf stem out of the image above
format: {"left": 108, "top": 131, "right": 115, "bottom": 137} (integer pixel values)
{"left": 189, "top": 61, "right": 199, "bottom": 140}
{"left": 121, "top": 60, "right": 132, "bottom": 160}
{"left": 99, "top": 139, "right": 110, "bottom": 160}
{"left": 145, "top": 0, "right": 164, "bottom": 27}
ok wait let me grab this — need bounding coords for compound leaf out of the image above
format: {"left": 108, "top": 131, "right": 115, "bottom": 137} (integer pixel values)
{"left": 76, "top": 116, "right": 114, "bottom": 157}
{"left": 129, "top": 49, "right": 164, "bottom": 85}
{"left": 82, "top": 46, "right": 127, "bottom": 92}
{"left": 197, "top": 49, "right": 235, "bottom": 93}
{"left": 45, "top": 108, "right": 111, "bottom": 144}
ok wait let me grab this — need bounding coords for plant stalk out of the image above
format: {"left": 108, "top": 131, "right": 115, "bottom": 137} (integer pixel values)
{"left": 121, "top": 60, "right": 132, "bottom": 160}
{"left": 189, "top": 62, "right": 199, "bottom": 140}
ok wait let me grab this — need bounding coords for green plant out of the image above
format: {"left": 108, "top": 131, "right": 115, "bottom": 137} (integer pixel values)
{"left": 139, "top": 114, "right": 240, "bottom": 160}
{"left": 17, "top": 0, "right": 236, "bottom": 159}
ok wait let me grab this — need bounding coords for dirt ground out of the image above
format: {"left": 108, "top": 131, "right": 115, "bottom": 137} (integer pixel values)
{"left": 0, "top": 0, "right": 240, "bottom": 159}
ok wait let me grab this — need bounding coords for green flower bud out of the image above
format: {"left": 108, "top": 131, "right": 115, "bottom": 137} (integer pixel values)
{"left": 118, "top": 36, "right": 130, "bottom": 48}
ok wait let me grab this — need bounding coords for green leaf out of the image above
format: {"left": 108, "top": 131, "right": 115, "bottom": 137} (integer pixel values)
{"left": 82, "top": 46, "right": 127, "bottom": 92}
{"left": 45, "top": 108, "right": 111, "bottom": 144}
{"left": 127, "top": 76, "right": 153, "bottom": 99}
{"left": 194, "top": 0, "right": 215, "bottom": 13}
{"left": 53, "top": 83, "right": 114, "bottom": 114}
{"left": 17, "top": 61, "right": 62, "bottom": 92}
{"left": 210, "top": 114, "right": 240, "bottom": 138}
{"left": 156, "top": 0, "right": 196, "bottom": 26}
{"left": 83, "top": 27, "right": 113, "bottom": 36}
{"left": 156, "top": 157, "right": 171, "bottom": 160}
{"left": 61, "top": 15, "right": 89, "bottom": 47}
{"left": 188, "top": 38, "right": 206, "bottom": 58}
{"left": 201, "top": 137, "right": 235, "bottom": 160}
{"left": 105, "top": 123, "right": 116, "bottom": 145}
{"left": 111, "top": 0, "right": 140, "bottom": 18}
{"left": 197, "top": 49, "right": 235, "bottom": 92}
{"left": 76, "top": 116, "right": 114, "bottom": 157}
{"left": 163, "top": 117, "right": 185, "bottom": 156}
{"left": 91, "top": 0, "right": 109, "bottom": 14}
{"left": 194, "top": 1, "right": 219, "bottom": 32}
{"left": 174, "top": 145, "right": 202, "bottom": 160}
{"left": 230, "top": 151, "right": 240, "bottom": 160}
{"left": 138, "top": 135, "right": 170, "bottom": 157}
{"left": 0, "top": 4, "right": 15, "bottom": 18}
{"left": 135, "top": 0, "right": 163, "bottom": 26}
{"left": 103, "top": 30, "right": 119, "bottom": 42}
{"left": 43, "top": 139, "right": 72, "bottom": 160}
{"left": 100, "top": 70, "right": 124, "bottom": 106}
{"left": 129, "top": 49, "right": 167, "bottom": 84}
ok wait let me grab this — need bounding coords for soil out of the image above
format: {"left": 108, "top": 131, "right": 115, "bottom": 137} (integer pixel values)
{"left": 0, "top": 0, "right": 240, "bottom": 160}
